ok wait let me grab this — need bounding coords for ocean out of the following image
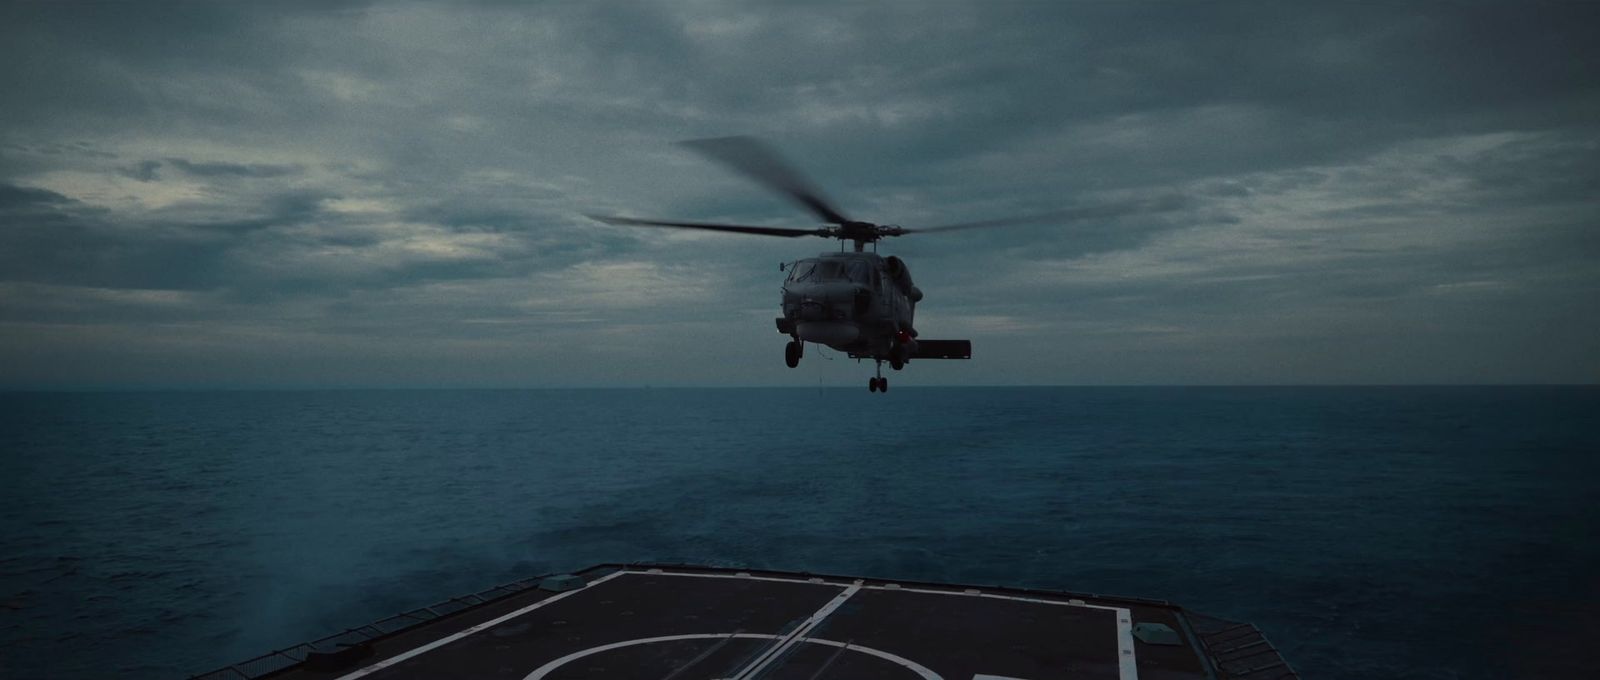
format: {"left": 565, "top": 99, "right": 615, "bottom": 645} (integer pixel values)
{"left": 1, "top": 387, "right": 1595, "bottom": 679}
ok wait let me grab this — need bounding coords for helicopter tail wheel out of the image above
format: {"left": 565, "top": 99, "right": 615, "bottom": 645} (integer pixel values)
{"left": 784, "top": 340, "right": 801, "bottom": 368}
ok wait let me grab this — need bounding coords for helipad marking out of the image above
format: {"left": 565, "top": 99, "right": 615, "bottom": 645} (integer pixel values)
{"left": 626, "top": 570, "right": 1139, "bottom": 680}
{"left": 1117, "top": 611, "right": 1137, "bottom": 680}
{"left": 628, "top": 569, "right": 1120, "bottom": 611}
{"left": 862, "top": 584, "right": 1125, "bottom": 612}
{"left": 519, "top": 633, "right": 942, "bottom": 680}
{"left": 728, "top": 584, "right": 860, "bottom": 680}
{"left": 624, "top": 569, "right": 849, "bottom": 586}
{"left": 332, "top": 570, "right": 628, "bottom": 680}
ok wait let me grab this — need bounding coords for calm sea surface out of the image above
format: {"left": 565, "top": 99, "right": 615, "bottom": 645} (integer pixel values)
{"left": 1, "top": 387, "right": 1595, "bottom": 679}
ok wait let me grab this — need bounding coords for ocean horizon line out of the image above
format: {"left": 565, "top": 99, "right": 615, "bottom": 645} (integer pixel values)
{"left": 2, "top": 383, "right": 1594, "bottom": 393}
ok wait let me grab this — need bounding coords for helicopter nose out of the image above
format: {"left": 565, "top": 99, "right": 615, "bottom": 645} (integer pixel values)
{"left": 796, "top": 300, "right": 830, "bottom": 322}
{"left": 784, "top": 282, "right": 864, "bottom": 321}
{"left": 796, "top": 321, "right": 859, "bottom": 345}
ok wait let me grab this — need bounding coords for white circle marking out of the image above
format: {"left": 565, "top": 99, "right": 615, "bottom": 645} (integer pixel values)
{"left": 521, "top": 632, "right": 943, "bottom": 680}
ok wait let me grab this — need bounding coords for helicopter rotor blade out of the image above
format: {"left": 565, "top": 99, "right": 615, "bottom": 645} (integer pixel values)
{"left": 586, "top": 214, "right": 830, "bottom": 238}
{"left": 678, "top": 136, "right": 852, "bottom": 225}
{"left": 906, "top": 197, "right": 1193, "bottom": 234}
{"left": 904, "top": 209, "right": 1105, "bottom": 234}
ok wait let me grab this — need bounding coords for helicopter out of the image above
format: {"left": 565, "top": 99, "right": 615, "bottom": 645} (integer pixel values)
{"left": 588, "top": 136, "right": 1060, "bottom": 393}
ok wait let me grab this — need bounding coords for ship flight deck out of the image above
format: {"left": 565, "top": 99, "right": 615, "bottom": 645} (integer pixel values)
{"left": 194, "top": 564, "right": 1297, "bottom": 680}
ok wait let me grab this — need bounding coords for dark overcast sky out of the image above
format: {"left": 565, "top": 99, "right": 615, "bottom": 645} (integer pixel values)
{"left": 2, "top": 1, "right": 1596, "bottom": 387}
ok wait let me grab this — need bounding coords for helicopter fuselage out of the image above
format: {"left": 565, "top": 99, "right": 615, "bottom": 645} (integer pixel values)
{"left": 775, "top": 251, "right": 921, "bottom": 362}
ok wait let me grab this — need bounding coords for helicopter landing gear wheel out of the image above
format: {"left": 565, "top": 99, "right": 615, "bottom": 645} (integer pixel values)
{"left": 784, "top": 340, "right": 801, "bottom": 368}
{"left": 890, "top": 343, "right": 908, "bottom": 370}
{"left": 878, "top": 377, "right": 888, "bottom": 392}
{"left": 868, "top": 377, "right": 879, "bottom": 392}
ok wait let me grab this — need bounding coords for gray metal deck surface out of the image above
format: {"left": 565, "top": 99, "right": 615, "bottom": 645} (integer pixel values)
{"left": 196, "top": 564, "right": 1297, "bottom": 680}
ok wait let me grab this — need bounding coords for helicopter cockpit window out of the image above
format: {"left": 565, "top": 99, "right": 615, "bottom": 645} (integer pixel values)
{"left": 788, "top": 260, "right": 817, "bottom": 282}
{"left": 793, "top": 261, "right": 847, "bottom": 282}
{"left": 846, "top": 260, "right": 870, "bottom": 285}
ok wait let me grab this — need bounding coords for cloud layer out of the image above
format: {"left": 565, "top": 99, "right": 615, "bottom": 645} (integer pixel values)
{"left": 2, "top": 1, "right": 1596, "bottom": 386}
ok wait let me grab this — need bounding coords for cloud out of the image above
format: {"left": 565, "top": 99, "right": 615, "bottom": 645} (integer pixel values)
{"left": 0, "top": 1, "right": 1596, "bottom": 386}
{"left": 163, "top": 158, "right": 302, "bottom": 179}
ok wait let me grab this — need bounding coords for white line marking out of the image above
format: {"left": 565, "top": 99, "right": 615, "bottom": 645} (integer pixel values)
{"left": 862, "top": 584, "right": 1125, "bottom": 612}
{"left": 802, "top": 637, "right": 940, "bottom": 680}
{"left": 626, "top": 570, "right": 851, "bottom": 586}
{"left": 331, "top": 570, "right": 626, "bottom": 680}
{"left": 728, "top": 584, "right": 859, "bottom": 680}
{"left": 1116, "top": 607, "right": 1137, "bottom": 680}
{"left": 630, "top": 570, "right": 1122, "bottom": 612}
{"left": 520, "top": 633, "right": 942, "bottom": 680}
